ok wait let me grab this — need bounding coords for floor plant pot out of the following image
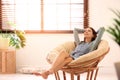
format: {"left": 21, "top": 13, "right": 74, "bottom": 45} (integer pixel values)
{"left": 114, "top": 61, "right": 120, "bottom": 80}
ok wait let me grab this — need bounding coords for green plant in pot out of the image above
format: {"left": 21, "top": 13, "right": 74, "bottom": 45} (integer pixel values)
{"left": 0, "top": 29, "right": 26, "bottom": 49}
{"left": 106, "top": 9, "right": 120, "bottom": 46}
{"left": 10, "top": 30, "right": 26, "bottom": 49}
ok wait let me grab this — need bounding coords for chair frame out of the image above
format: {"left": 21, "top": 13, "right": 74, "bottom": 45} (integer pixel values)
{"left": 54, "top": 48, "right": 110, "bottom": 80}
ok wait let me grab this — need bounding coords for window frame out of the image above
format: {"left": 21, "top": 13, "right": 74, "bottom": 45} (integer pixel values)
{"left": 0, "top": 0, "right": 89, "bottom": 34}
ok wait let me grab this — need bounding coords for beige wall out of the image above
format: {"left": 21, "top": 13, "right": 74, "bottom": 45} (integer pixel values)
{"left": 16, "top": 0, "right": 120, "bottom": 76}
{"left": 16, "top": 34, "right": 75, "bottom": 70}
{"left": 89, "top": 0, "right": 120, "bottom": 29}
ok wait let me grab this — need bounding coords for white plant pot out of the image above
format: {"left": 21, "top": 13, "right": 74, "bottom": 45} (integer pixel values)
{"left": 0, "top": 37, "right": 10, "bottom": 49}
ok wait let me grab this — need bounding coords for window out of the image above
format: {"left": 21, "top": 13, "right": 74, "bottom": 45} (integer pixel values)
{"left": 0, "top": 0, "right": 88, "bottom": 33}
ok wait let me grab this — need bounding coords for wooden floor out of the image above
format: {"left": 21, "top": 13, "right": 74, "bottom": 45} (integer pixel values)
{"left": 0, "top": 72, "right": 118, "bottom": 80}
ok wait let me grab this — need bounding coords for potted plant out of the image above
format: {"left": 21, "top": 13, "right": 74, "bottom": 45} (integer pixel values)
{"left": 106, "top": 9, "right": 120, "bottom": 46}
{"left": 0, "top": 29, "right": 26, "bottom": 49}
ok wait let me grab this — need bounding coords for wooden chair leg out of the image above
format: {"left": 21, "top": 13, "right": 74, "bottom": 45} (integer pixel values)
{"left": 90, "top": 71, "right": 94, "bottom": 80}
{"left": 77, "top": 74, "right": 80, "bottom": 80}
{"left": 54, "top": 72, "right": 60, "bottom": 80}
{"left": 63, "top": 71, "right": 66, "bottom": 80}
{"left": 94, "top": 68, "right": 99, "bottom": 80}
{"left": 71, "top": 73, "right": 74, "bottom": 80}
{"left": 87, "top": 71, "right": 90, "bottom": 80}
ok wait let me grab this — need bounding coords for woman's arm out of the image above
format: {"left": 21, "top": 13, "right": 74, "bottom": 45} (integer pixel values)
{"left": 89, "top": 27, "right": 105, "bottom": 52}
{"left": 73, "top": 28, "right": 84, "bottom": 45}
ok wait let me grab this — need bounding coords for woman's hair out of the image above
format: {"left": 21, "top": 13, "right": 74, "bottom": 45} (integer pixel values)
{"left": 89, "top": 27, "right": 97, "bottom": 41}
{"left": 84, "top": 27, "right": 97, "bottom": 41}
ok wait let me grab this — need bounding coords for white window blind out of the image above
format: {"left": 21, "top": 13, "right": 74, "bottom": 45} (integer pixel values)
{"left": 0, "top": 0, "right": 84, "bottom": 31}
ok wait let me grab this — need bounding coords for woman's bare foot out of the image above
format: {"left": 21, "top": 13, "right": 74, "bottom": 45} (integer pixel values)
{"left": 33, "top": 71, "right": 49, "bottom": 79}
{"left": 41, "top": 71, "right": 49, "bottom": 79}
{"left": 32, "top": 72, "right": 41, "bottom": 76}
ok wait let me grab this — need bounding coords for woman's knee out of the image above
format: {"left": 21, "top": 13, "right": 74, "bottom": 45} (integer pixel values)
{"left": 64, "top": 57, "right": 73, "bottom": 64}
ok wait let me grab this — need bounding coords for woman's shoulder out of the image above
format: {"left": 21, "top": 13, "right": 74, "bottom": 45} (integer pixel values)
{"left": 79, "top": 41, "right": 84, "bottom": 43}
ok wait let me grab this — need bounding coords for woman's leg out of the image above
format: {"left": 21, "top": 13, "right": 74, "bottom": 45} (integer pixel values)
{"left": 49, "top": 56, "right": 73, "bottom": 73}
{"left": 40, "top": 55, "right": 73, "bottom": 79}
{"left": 33, "top": 50, "right": 73, "bottom": 79}
{"left": 50, "top": 50, "right": 70, "bottom": 71}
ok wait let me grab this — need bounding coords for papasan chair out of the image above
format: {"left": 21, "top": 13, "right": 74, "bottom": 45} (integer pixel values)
{"left": 46, "top": 27, "right": 110, "bottom": 80}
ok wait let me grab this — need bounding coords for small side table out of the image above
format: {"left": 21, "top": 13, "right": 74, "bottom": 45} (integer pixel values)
{"left": 0, "top": 49, "right": 16, "bottom": 74}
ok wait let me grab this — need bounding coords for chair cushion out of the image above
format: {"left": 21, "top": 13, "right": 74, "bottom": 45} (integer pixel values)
{"left": 46, "top": 41, "right": 75, "bottom": 64}
{"left": 46, "top": 27, "right": 107, "bottom": 67}
{"left": 68, "top": 40, "right": 109, "bottom": 67}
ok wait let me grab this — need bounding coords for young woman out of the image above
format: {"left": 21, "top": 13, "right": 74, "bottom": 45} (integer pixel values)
{"left": 33, "top": 27, "right": 104, "bottom": 79}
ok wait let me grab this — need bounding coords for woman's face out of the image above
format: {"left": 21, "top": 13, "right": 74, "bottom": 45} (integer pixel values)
{"left": 84, "top": 28, "right": 94, "bottom": 39}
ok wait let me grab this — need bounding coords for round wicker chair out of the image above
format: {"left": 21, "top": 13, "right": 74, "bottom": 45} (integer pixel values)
{"left": 47, "top": 40, "right": 110, "bottom": 80}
